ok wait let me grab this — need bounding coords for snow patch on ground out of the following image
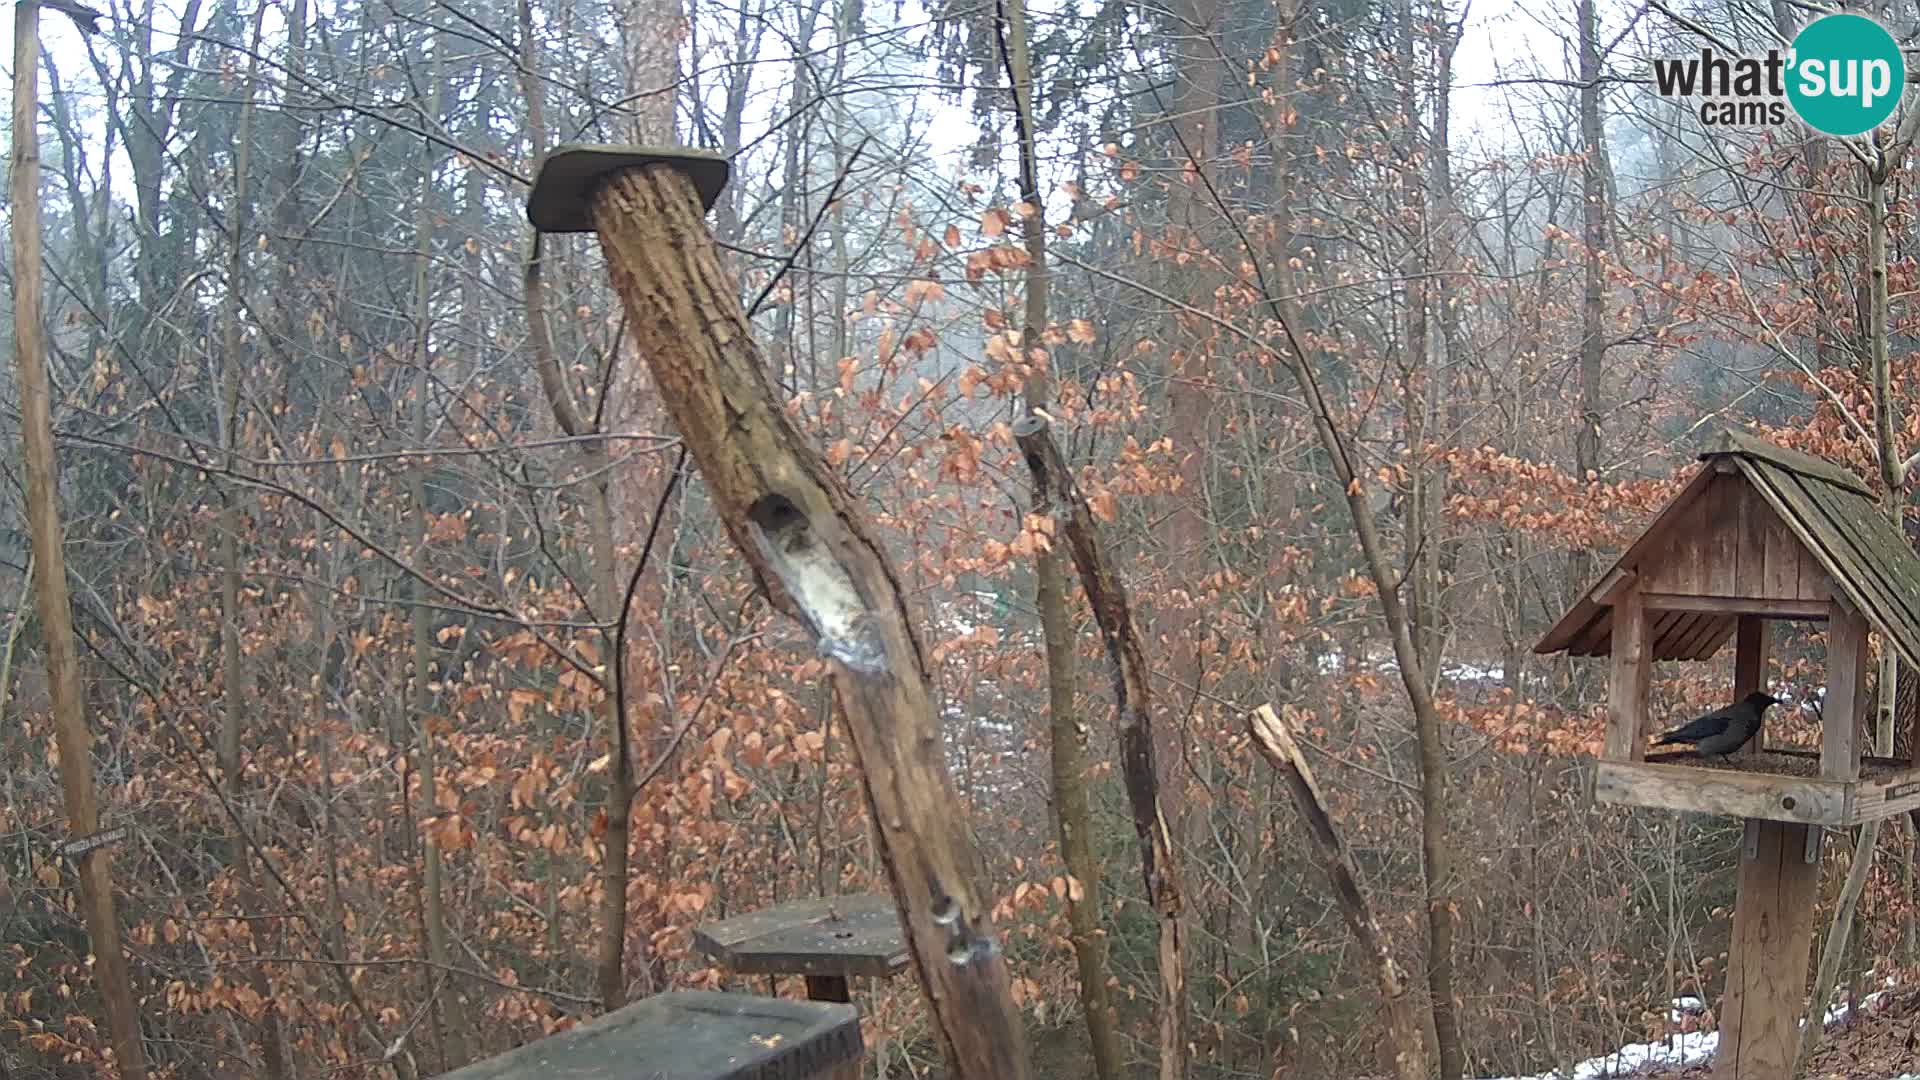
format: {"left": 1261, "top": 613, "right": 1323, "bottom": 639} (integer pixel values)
{"left": 1824, "top": 987, "right": 1889, "bottom": 1026}
{"left": 1477, "top": 1029, "right": 1718, "bottom": 1080}
{"left": 1480, "top": 985, "right": 1900, "bottom": 1080}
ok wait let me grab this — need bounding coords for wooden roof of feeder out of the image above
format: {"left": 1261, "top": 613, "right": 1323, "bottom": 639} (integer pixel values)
{"left": 1535, "top": 429, "right": 1920, "bottom": 669}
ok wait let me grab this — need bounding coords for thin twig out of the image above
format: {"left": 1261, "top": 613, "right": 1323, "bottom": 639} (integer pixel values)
{"left": 612, "top": 445, "right": 690, "bottom": 779}
{"left": 746, "top": 137, "right": 871, "bottom": 318}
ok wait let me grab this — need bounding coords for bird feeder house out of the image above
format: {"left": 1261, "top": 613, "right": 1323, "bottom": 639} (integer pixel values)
{"left": 1536, "top": 429, "right": 1920, "bottom": 1078}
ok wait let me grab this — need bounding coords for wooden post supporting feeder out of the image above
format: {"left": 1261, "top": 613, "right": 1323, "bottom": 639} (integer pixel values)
{"left": 1537, "top": 430, "right": 1920, "bottom": 1079}
{"left": 693, "top": 894, "right": 908, "bottom": 1004}
{"left": 437, "top": 991, "right": 862, "bottom": 1080}
{"left": 527, "top": 147, "right": 1032, "bottom": 1079}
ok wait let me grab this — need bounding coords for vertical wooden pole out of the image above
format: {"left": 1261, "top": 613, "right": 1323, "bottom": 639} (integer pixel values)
{"left": 10, "top": 4, "right": 149, "bottom": 1076}
{"left": 1606, "top": 588, "right": 1651, "bottom": 761}
{"left": 1716, "top": 820, "right": 1821, "bottom": 1079}
{"left": 1826, "top": 601, "right": 1868, "bottom": 782}
{"left": 1716, "top": 601, "right": 1868, "bottom": 1078}
{"left": 1733, "top": 616, "right": 1769, "bottom": 759}
{"left": 804, "top": 976, "right": 852, "bottom": 1004}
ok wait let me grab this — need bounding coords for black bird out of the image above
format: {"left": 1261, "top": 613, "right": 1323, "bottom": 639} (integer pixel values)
{"left": 1653, "top": 691, "right": 1782, "bottom": 760}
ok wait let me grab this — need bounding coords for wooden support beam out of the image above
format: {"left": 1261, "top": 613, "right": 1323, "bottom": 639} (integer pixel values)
{"left": 1827, "top": 600, "right": 1869, "bottom": 783}
{"left": 536, "top": 154, "right": 1031, "bottom": 1079}
{"left": 1592, "top": 760, "right": 1845, "bottom": 824}
{"left": 805, "top": 976, "right": 852, "bottom": 1004}
{"left": 1589, "top": 567, "right": 1636, "bottom": 606}
{"left": 1715, "top": 820, "right": 1821, "bottom": 1080}
{"left": 1606, "top": 588, "right": 1652, "bottom": 761}
{"left": 1734, "top": 616, "right": 1769, "bottom": 760}
{"left": 1640, "top": 594, "right": 1829, "bottom": 619}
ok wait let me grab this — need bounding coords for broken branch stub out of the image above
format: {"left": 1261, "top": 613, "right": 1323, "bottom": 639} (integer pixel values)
{"left": 1247, "top": 705, "right": 1427, "bottom": 1080}
{"left": 553, "top": 157, "right": 1031, "bottom": 1079}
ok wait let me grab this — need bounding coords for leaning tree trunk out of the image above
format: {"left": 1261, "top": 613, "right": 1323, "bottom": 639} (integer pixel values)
{"left": 567, "top": 161, "right": 1033, "bottom": 1079}
{"left": 1013, "top": 419, "right": 1187, "bottom": 1080}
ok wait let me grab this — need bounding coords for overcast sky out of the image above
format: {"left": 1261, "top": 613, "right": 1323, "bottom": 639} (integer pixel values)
{"left": 1, "top": 0, "right": 1612, "bottom": 218}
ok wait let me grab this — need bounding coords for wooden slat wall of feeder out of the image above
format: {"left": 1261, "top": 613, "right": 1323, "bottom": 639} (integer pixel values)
{"left": 1536, "top": 429, "right": 1920, "bottom": 1079}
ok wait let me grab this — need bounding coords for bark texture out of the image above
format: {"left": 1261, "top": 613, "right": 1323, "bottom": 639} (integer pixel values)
{"left": 996, "top": 0, "right": 1122, "bottom": 1073}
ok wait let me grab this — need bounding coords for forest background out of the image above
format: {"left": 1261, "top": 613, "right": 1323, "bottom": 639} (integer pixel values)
{"left": 5, "top": 0, "right": 1919, "bottom": 1076}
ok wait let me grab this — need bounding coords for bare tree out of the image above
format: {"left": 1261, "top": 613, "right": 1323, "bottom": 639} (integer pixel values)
{"left": 10, "top": 3, "right": 148, "bottom": 1074}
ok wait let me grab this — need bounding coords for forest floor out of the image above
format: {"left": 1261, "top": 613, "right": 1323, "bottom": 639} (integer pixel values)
{"left": 1629, "top": 980, "right": 1920, "bottom": 1079}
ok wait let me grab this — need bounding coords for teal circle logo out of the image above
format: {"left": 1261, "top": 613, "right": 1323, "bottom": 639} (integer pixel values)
{"left": 1787, "top": 14, "right": 1905, "bottom": 136}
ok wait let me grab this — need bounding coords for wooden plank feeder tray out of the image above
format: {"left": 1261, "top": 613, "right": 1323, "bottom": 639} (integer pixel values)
{"left": 437, "top": 991, "right": 862, "bottom": 1080}
{"left": 1597, "top": 749, "right": 1920, "bottom": 827}
{"left": 693, "top": 894, "right": 909, "bottom": 1004}
{"left": 1536, "top": 429, "right": 1920, "bottom": 1079}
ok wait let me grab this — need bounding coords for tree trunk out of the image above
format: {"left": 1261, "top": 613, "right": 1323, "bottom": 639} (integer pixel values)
{"left": 1257, "top": 285, "right": 1461, "bottom": 1080}
{"left": 1153, "top": 2, "right": 1219, "bottom": 1071}
{"left": 219, "top": 12, "right": 290, "bottom": 1075}
{"left": 579, "top": 161, "right": 1033, "bottom": 1079}
{"left": 997, "top": 2, "right": 1123, "bottom": 1075}
{"left": 518, "top": 0, "right": 649, "bottom": 1012}
{"left": 596, "top": 0, "right": 682, "bottom": 1008}
{"left": 1869, "top": 168, "right": 1900, "bottom": 757}
{"left": 408, "top": 30, "right": 460, "bottom": 1069}
{"left": 10, "top": 6, "right": 149, "bottom": 1073}
{"left": 1396, "top": 0, "right": 1440, "bottom": 682}
{"left": 1571, "top": 0, "right": 1608, "bottom": 598}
